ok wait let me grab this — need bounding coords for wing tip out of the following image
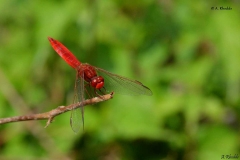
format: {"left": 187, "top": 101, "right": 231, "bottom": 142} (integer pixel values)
{"left": 145, "top": 90, "right": 153, "bottom": 96}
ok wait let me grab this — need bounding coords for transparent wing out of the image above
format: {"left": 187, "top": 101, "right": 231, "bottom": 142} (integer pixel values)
{"left": 70, "top": 70, "right": 85, "bottom": 133}
{"left": 95, "top": 67, "right": 152, "bottom": 96}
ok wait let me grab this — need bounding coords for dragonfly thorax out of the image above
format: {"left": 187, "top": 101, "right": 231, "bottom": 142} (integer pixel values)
{"left": 90, "top": 76, "right": 104, "bottom": 89}
{"left": 79, "top": 64, "right": 104, "bottom": 89}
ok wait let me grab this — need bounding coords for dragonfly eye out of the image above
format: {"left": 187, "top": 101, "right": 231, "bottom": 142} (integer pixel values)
{"left": 91, "top": 76, "right": 104, "bottom": 89}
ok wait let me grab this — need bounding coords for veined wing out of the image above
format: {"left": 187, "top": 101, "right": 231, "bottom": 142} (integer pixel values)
{"left": 70, "top": 69, "right": 85, "bottom": 133}
{"left": 95, "top": 67, "right": 152, "bottom": 96}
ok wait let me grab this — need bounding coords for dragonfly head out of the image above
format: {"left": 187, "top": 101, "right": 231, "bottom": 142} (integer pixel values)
{"left": 90, "top": 76, "right": 104, "bottom": 89}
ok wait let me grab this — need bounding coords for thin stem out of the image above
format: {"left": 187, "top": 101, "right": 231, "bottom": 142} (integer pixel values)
{"left": 0, "top": 93, "right": 114, "bottom": 127}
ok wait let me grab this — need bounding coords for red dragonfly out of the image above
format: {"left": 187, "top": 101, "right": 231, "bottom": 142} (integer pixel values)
{"left": 48, "top": 37, "right": 152, "bottom": 133}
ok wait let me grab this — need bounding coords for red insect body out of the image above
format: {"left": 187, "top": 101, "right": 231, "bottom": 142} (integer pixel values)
{"left": 48, "top": 37, "right": 105, "bottom": 89}
{"left": 48, "top": 37, "right": 81, "bottom": 69}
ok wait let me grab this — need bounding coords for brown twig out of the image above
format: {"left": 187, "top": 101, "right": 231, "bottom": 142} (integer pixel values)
{"left": 0, "top": 68, "right": 69, "bottom": 158}
{"left": 0, "top": 92, "right": 114, "bottom": 127}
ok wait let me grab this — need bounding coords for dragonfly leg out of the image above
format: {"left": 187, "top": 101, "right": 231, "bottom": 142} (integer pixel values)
{"left": 94, "top": 89, "right": 105, "bottom": 100}
{"left": 99, "top": 87, "right": 106, "bottom": 95}
{"left": 84, "top": 83, "right": 92, "bottom": 99}
{"left": 102, "top": 86, "right": 107, "bottom": 93}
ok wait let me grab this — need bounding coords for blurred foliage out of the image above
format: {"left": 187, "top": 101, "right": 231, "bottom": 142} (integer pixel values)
{"left": 0, "top": 0, "right": 239, "bottom": 160}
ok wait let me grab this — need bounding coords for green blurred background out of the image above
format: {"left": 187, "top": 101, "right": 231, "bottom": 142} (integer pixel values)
{"left": 0, "top": 0, "right": 239, "bottom": 160}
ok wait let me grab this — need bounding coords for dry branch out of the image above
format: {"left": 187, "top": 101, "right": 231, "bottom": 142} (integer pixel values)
{"left": 0, "top": 93, "right": 114, "bottom": 127}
